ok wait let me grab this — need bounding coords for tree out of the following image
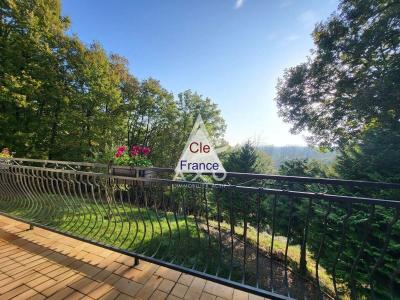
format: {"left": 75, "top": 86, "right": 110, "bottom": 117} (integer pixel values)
{"left": 176, "top": 90, "right": 227, "bottom": 147}
{"left": 0, "top": 0, "right": 227, "bottom": 165}
{"left": 220, "top": 141, "right": 275, "bottom": 233}
{"left": 146, "top": 89, "right": 226, "bottom": 167}
{"left": 277, "top": 160, "right": 399, "bottom": 298}
{"left": 280, "top": 159, "right": 331, "bottom": 178}
{"left": 122, "top": 87, "right": 226, "bottom": 168}
{"left": 277, "top": 159, "right": 332, "bottom": 277}
{"left": 0, "top": 0, "right": 71, "bottom": 158}
{"left": 224, "top": 141, "right": 274, "bottom": 174}
{"left": 60, "top": 43, "right": 125, "bottom": 160}
{"left": 0, "top": 0, "right": 126, "bottom": 161}
{"left": 125, "top": 79, "right": 179, "bottom": 167}
{"left": 336, "top": 125, "right": 400, "bottom": 184}
{"left": 275, "top": 0, "right": 400, "bottom": 149}
{"left": 274, "top": 3, "right": 400, "bottom": 293}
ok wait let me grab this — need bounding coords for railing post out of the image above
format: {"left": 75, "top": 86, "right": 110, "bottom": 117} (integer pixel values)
{"left": 134, "top": 257, "right": 140, "bottom": 266}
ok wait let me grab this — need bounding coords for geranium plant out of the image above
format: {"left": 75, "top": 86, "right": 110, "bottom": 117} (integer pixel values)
{"left": 114, "top": 145, "right": 152, "bottom": 167}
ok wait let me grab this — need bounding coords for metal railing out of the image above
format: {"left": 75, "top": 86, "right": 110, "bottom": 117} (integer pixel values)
{"left": 0, "top": 158, "right": 399, "bottom": 299}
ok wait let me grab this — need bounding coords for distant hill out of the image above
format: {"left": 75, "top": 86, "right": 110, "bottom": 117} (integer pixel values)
{"left": 259, "top": 145, "right": 336, "bottom": 168}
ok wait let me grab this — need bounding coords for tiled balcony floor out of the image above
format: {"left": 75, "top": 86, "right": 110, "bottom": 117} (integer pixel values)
{"left": 0, "top": 216, "right": 266, "bottom": 300}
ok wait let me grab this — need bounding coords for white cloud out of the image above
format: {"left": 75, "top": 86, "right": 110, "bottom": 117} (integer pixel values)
{"left": 297, "top": 10, "right": 318, "bottom": 28}
{"left": 235, "top": 0, "right": 245, "bottom": 9}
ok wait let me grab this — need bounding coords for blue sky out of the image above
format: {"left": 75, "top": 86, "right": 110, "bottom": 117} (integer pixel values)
{"left": 62, "top": 0, "right": 338, "bottom": 146}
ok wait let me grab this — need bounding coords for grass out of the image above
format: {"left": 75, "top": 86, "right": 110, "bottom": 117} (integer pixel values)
{"left": 0, "top": 195, "right": 232, "bottom": 277}
{"left": 0, "top": 192, "right": 342, "bottom": 298}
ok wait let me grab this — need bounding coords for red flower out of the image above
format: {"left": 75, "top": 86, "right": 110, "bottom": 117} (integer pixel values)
{"left": 115, "top": 146, "right": 126, "bottom": 158}
{"left": 141, "top": 147, "right": 151, "bottom": 156}
{"left": 130, "top": 145, "right": 141, "bottom": 156}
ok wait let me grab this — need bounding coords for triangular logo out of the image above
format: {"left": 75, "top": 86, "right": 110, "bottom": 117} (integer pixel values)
{"left": 175, "top": 114, "right": 226, "bottom": 176}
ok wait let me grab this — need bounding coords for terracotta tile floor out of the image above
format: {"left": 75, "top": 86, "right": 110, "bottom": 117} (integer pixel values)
{"left": 0, "top": 216, "right": 267, "bottom": 300}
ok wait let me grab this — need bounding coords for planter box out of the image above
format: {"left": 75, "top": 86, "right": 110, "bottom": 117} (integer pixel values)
{"left": 110, "top": 166, "right": 153, "bottom": 179}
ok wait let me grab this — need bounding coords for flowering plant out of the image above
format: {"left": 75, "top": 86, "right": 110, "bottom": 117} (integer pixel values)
{"left": 114, "top": 145, "right": 152, "bottom": 167}
{"left": 0, "top": 148, "right": 12, "bottom": 159}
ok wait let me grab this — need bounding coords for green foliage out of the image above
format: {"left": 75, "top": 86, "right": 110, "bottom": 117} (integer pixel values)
{"left": 220, "top": 141, "right": 275, "bottom": 234}
{"left": 337, "top": 126, "right": 400, "bottom": 184}
{"left": 176, "top": 90, "right": 227, "bottom": 145}
{"left": 114, "top": 153, "right": 152, "bottom": 168}
{"left": 275, "top": 0, "right": 400, "bottom": 149}
{"left": 279, "top": 159, "right": 333, "bottom": 178}
{"left": 274, "top": 1, "right": 400, "bottom": 295}
{"left": 126, "top": 87, "right": 227, "bottom": 168}
{"left": 224, "top": 141, "right": 275, "bottom": 174}
{"left": 0, "top": 0, "right": 126, "bottom": 160}
{"left": 0, "top": 0, "right": 226, "bottom": 167}
{"left": 276, "top": 159, "right": 332, "bottom": 277}
{"left": 276, "top": 159, "right": 400, "bottom": 298}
